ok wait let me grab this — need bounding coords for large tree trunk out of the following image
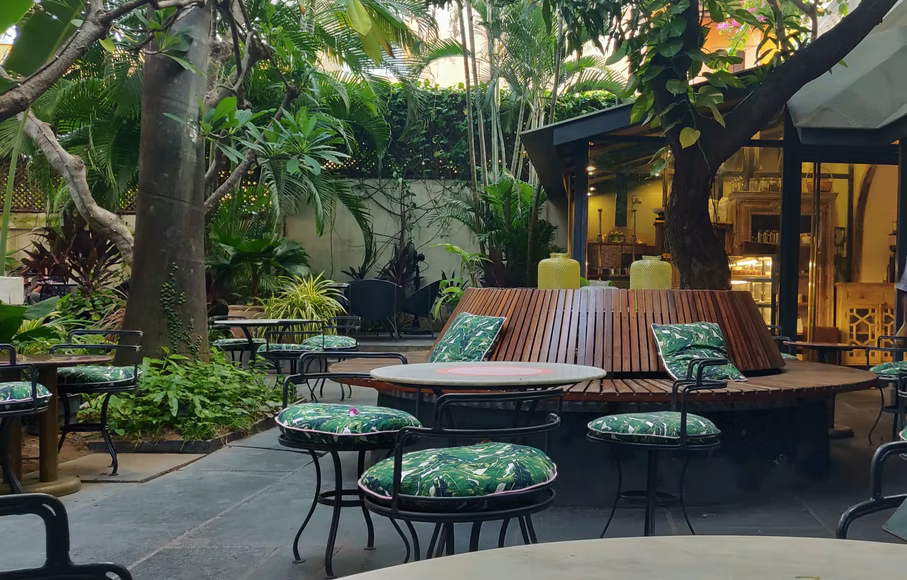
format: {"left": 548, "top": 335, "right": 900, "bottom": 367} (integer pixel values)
{"left": 121, "top": 3, "right": 212, "bottom": 361}
{"left": 666, "top": 158, "right": 731, "bottom": 289}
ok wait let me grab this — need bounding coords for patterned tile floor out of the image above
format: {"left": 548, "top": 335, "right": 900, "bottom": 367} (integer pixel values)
{"left": 0, "top": 384, "right": 904, "bottom": 579}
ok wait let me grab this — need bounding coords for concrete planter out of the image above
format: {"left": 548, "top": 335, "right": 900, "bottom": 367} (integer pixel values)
{"left": 87, "top": 414, "right": 277, "bottom": 454}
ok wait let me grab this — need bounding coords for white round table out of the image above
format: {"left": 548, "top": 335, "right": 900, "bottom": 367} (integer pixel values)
{"left": 371, "top": 361, "right": 606, "bottom": 422}
{"left": 344, "top": 536, "right": 906, "bottom": 579}
{"left": 370, "top": 361, "right": 606, "bottom": 388}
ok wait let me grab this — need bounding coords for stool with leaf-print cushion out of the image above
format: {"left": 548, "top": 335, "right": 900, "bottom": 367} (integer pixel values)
{"left": 51, "top": 329, "right": 142, "bottom": 476}
{"left": 863, "top": 335, "right": 907, "bottom": 444}
{"left": 275, "top": 351, "right": 418, "bottom": 578}
{"left": 359, "top": 388, "right": 563, "bottom": 560}
{"left": 588, "top": 359, "right": 728, "bottom": 538}
{"left": 209, "top": 315, "right": 265, "bottom": 367}
{"left": 0, "top": 346, "right": 48, "bottom": 494}
{"left": 259, "top": 317, "right": 361, "bottom": 384}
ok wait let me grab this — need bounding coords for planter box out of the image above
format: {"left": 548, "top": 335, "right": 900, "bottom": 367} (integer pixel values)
{"left": 87, "top": 415, "right": 276, "bottom": 454}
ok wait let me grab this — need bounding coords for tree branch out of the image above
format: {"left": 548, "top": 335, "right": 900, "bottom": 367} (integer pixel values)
{"left": 203, "top": 86, "right": 300, "bottom": 212}
{"left": 0, "top": 0, "right": 202, "bottom": 124}
{"left": 711, "top": 0, "right": 898, "bottom": 167}
{"left": 21, "top": 111, "right": 135, "bottom": 264}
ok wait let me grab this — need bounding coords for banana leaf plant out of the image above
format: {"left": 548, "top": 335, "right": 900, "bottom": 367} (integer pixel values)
{"left": 0, "top": 297, "right": 63, "bottom": 350}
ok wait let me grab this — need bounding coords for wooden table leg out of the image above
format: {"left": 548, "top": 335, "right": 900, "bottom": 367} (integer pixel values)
{"left": 8, "top": 418, "right": 21, "bottom": 479}
{"left": 38, "top": 368, "right": 58, "bottom": 483}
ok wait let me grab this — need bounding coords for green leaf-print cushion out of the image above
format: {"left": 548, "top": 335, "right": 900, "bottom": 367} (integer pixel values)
{"left": 0, "top": 381, "right": 52, "bottom": 411}
{"left": 781, "top": 352, "right": 798, "bottom": 360}
{"left": 871, "top": 361, "right": 907, "bottom": 380}
{"left": 277, "top": 403, "right": 420, "bottom": 446}
{"left": 359, "top": 442, "right": 556, "bottom": 500}
{"left": 257, "top": 342, "right": 314, "bottom": 354}
{"left": 57, "top": 365, "right": 138, "bottom": 386}
{"left": 429, "top": 312, "right": 506, "bottom": 363}
{"left": 588, "top": 411, "right": 720, "bottom": 444}
{"left": 901, "top": 425, "right": 907, "bottom": 441}
{"left": 212, "top": 337, "right": 265, "bottom": 349}
{"left": 300, "top": 334, "right": 358, "bottom": 350}
{"left": 651, "top": 321, "right": 746, "bottom": 381}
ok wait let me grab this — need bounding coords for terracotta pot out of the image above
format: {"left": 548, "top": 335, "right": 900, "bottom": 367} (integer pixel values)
{"left": 226, "top": 304, "right": 264, "bottom": 338}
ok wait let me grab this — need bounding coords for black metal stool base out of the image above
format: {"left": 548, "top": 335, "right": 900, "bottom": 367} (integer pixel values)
{"left": 279, "top": 438, "right": 390, "bottom": 579}
{"left": 589, "top": 436, "right": 719, "bottom": 538}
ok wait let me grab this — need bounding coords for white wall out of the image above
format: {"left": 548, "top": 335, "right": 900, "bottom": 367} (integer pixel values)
{"left": 285, "top": 179, "right": 481, "bottom": 284}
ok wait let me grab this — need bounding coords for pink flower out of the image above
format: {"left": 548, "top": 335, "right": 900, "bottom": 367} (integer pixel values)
{"left": 348, "top": 407, "right": 359, "bottom": 417}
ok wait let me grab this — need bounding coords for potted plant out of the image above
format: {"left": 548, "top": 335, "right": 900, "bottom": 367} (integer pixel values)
{"left": 207, "top": 235, "right": 310, "bottom": 324}
{"left": 260, "top": 274, "right": 345, "bottom": 323}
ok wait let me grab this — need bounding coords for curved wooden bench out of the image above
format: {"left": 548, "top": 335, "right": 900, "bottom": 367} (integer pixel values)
{"left": 439, "top": 288, "right": 784, "bottom": 375}
{"left": 332, "top": 354, "right": 877, "bottom": 404}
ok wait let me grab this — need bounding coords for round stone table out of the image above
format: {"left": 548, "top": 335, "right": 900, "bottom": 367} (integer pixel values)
{"left": 344, "top": 536, "right": 905, "bottom": 580}
{"left": 371, "top": 361, "right": 606, "bottom": 421}
{"left": 2, "top": 354, "right": 113, "bottom": 496}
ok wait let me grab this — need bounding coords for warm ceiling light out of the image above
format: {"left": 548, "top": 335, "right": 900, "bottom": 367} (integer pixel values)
{"left": 587, "top": 165, "right": 595, "bottom": 172}
{"left": 589, "top": 186, "right": 596, "bottom": 191}
{"left": 587, "top": 192, "right": 592, "bottom": 196}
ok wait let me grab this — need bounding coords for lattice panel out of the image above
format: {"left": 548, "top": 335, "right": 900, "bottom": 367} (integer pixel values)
{"left": 0, "top": 157, "right": 137, "bottom": 214}
{"left": 841, "top": 304, "right": 894, "bottom": 366}
{"left": 0, "top": 158, "right": 45, "bottom": 212}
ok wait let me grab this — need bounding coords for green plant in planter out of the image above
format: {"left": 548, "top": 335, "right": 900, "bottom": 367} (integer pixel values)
{"left": 432, "top": 244, "right": 488, "bottom": 320}
{"left": 260, "top": 274, "right": 344, "bottom": 322}
{"left": 0, "top": 297, "right": 68, "bottom": 353}
{"left": 206, "top": 235, "right": 310, "bottom": 301}
{"left": 85, "top": 349, "right": 279, "bottom": 441}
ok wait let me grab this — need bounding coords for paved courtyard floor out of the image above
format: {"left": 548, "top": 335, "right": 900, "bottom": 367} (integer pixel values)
{"left": 1, "top": 383, "right": 905, "bottom": 579}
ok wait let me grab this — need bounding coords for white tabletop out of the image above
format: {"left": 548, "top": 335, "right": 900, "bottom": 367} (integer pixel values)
{"left": 370, "top": 361, "right": 606, "bottom": 387}
{"left": 213, "top": 319, "right": 318, "bottom": 327}
{"left": 344, "top": 536, "right": 906, "bottom": 580}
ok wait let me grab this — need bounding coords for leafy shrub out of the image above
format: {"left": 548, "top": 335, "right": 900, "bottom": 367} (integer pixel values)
{"left": 88, "top": 350, "right": 280, "bottom": 441}
{"left": 54, "top": 289, "right": 124, "bottom": 328}
{"left": 260, "top": 274, "right": 344, "bottom": 321}
{"left": 19, "top": 213, "right": 124, "bottom": 295}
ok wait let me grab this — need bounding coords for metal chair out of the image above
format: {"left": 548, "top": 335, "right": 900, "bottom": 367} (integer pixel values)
{"left": 361, "top": 388, "right": 564, "bottom": 559}
{"left": 275, "top": 351, "right": 414, "bottom": 578}
{"left": 51, "top": 329, "right": 142, "bottom": 476}
{"left": 347, "top": 279, "right": 403, "bottom": 338}
{"left": 258, "top": 320, "right": 325, "bottom": 376}
{"left": 209, "top": 315, "right": 265, "bottom": 366}
{"left": 837, "top": 438, "right": 907, "bottom": 539}
{"left": 767, "top": 325, "right": 798, "bottom": 360}
{"left": 587, "top": 359, "right": 726, "bottom": 537}
{"left": 863, "top": 335, "right": 907, "bottom": 445}
{"left": 0, "top": 493, "right": 133, "bottom": 579}
{"left": 402, "top": 280, "right": 441, "bottom": 337}
{"left": 0, "top": 346, "right": 46, "bottom": 494}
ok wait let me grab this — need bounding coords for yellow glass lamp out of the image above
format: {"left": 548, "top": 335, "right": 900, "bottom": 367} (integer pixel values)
{"left": 538, "top": 253, "right": 580, "bottom": 289}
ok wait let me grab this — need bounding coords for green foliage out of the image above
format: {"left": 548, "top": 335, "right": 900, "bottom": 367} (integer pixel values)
{"left": 161, "top": 265, "right": 200, "bottom": 358}
{"left": 431, "top": 177, "right": 557, "bottom": 287}
{"left": 259, "top": 274, "right": 345, "bottom": 321}
{"left": 431, "top": 244, "right": 488, "bottom": 319}
{"left": 340, "top": 84, "right": 617, "bottom": 180}
{"left": 545, "top": 0, "right": 829, "bottom": 143}
{"left": 86, "top": 350, "right": 279, "bottom": 441}
{"left": 54, "top": 289, "right": 124, "bottom": 328}
{"left": 0, "top": 297, "right": 67, "bottom": 352}
{"left": 206, "top": 235, "right": 310, "bottom": 302}
{"left": 0, "top": 0, "right": 85, "bottom": 94}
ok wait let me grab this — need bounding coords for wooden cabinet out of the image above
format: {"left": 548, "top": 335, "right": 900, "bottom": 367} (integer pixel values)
{"left": 835, "top": 283, "right": 895, "bottom": 366}
{"left": 727, "top": 191, "right": 837, "bottom": 328}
